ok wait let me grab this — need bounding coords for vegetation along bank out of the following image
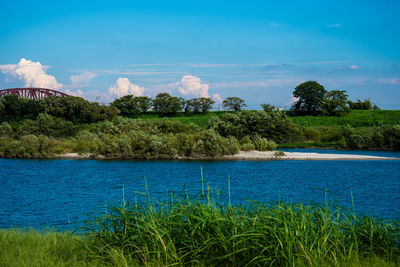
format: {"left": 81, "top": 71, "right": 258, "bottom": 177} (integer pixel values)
{"left": 1, "top": 81, "right": 399, "bottom": 158}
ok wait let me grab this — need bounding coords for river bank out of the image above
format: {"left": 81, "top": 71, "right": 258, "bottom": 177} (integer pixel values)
{"left": 48, "top": 150, "right": 400, "bottom": 160}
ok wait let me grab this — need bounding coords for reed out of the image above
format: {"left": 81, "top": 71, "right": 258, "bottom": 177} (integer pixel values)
{"left": 82, "top": 182, "right": 400, "bottom": 266}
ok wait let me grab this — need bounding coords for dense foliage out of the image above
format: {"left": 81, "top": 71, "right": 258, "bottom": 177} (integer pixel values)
{"left": 290, "top": 81, "right": 379, "bottom": 117}
{"left": 321, "top": 90, "right": 350, "bottom": 116}
{"left": 208, "top": 110, "right": 299, "bottom": 142}
{"left": 0, "top": 95, "right": 118, "bottom": 123}
{"left": 110, "top": 95, "right": 152, "bottom": 116}
{"left": 291, "top": 81, "right": 327, "bottom": 115}
{"left": 184, "top": 97, "right": 215, "bottom": 114}
{"left": 152, "top": 93, "right": 184, "bottom": 116}
{"left": 0, "top": 116, "right": 240, "bottom": 158}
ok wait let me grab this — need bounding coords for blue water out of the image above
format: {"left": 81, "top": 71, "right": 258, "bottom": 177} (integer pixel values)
{"left": 1, "top": 150, "right": 400, "bottom": 230}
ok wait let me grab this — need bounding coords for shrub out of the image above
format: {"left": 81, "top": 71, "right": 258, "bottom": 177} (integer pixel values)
{"left": 209, "top": 110, "right": 298, "bottom": 142}
{"left": 251, "top": 135, "right": 277, "bottom": 151}
{"left": 239, "top": 136, "right": 255, "bottom": 151}
{"left": 0, "top": 122, "right": 13, "bottom": 137}
{"left": 18, "top": 135, "right": 40, "bottom": 156}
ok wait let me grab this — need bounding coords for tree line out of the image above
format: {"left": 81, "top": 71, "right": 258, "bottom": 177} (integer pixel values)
{"left": 0, "top": 81, "right": 381, "bottom": 125}
{"left": 0, "top": 95, "right": 119, "bottom": 123}
{"left": 288, "top": 81, "right": 379, "bottom": 116}
{"left": 111, "top": 93, "right": 248, "bottom": 116}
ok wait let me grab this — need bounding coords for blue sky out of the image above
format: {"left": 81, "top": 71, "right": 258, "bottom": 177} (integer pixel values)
{"left": 1, "top": 0, "right": 399, "bottom": 109}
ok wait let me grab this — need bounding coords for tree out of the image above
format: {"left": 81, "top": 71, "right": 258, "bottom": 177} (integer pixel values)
{"left": 222, "top": 97, "right": 246, "bottom": 111}
{"left": 134, "top": 96, "right": 152, "bottom": 113}
{"left": 198, "top": 97, "right": 215, "bottom": 113}
{"left": 321, "top": 90, "right": 349, "bottom": 116}
{"left": 260, "top": 103, "right": 276, "bottom": 112}
{"left": 110, "top": 95, "right": 138, "bottom": 115}
{"left": 348, "top": 99, "right": 379, "bottom": 110}
{"left": 185, "top": 98, "right": 215, "bottom": 114}
{"left": 291, "top": 81, "right": 326, "bottom": 115}
{"left": 153, "top": 93, "right": 183, "bottom": 116}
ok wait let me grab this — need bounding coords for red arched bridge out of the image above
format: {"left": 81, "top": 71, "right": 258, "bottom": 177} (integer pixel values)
{"left": 0, "top": 88, "right": 69, "bottom": 100}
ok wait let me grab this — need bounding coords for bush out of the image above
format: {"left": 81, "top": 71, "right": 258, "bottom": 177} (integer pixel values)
{"left": 0, "top": 122, "right": 13, "bottom": 137}
{"left": 208, "top": 110, "right": 298, "bottom": 142}
{"left": 18, "top": 135, "right": 40, "bottom": 156}
{"left": 239, "top": 136, "right": 255, "bottom": 151}
{"left": 251, "top": 135, "right": 277, "bottom": 151}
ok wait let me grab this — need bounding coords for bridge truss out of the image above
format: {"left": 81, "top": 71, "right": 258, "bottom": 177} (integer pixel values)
{"left": 0, "top": 88, "right": 69, "bottom": 100}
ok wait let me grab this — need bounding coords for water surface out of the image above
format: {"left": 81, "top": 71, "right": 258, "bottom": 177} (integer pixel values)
{"left": 1, "top": 149, "right": 400, "bottom": 230}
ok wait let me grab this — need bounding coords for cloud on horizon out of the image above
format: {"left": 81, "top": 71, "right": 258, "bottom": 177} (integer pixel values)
{"left": 0, "top": 58, "right": 62, "bottom": 90}
{"left": 108, "top": 77, "right": 145, "bottom": 98}
{"left": 177, "top": 75, "right": 210, "bottom": 98}
{"left": 70, "top": 71, "right": 97, "bottom": 87}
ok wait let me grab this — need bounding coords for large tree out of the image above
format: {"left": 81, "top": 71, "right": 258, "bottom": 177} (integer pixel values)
{"left": 185, "top": 97, "right": 215, "bottom": 114}
{"left": 111, "top": 95, "right": 152, "bottom": 116}
{"left": 153, "top": 93, "right": 184, "bottom": 116}
{"left": 291, "top": 81, "right": 326, "bottom": 115}
{"left": 222, "top": 97, "right": 246, "bottom": 111}
{"left": 321, "top": 90, "right": 349, "bottom": 116}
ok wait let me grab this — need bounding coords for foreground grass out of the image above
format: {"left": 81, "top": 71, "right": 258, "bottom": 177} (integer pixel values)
{"left": 0, "top": 230, "right": 104, "bottom": 267}
{"left": 1, "top": 198, "right": 399, "bottom": 266}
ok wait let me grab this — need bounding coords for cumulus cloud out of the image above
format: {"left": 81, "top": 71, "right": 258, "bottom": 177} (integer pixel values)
{"left": 0, "top": 58, "right": 62, "bottom": 89}
{"left": 70, "top": 71, "right": 97, "bottom": 86}
{"left": 212, "top": 93, "right": 222, "bottom": 103}
{"left": 178, "top": 75, "right": 210, "bottom": 98}
{"left": 108, "top": 77, "right": 144, "bottom": 97}
{"left": 64, "top": 89, "right": 84, "bottom": 97}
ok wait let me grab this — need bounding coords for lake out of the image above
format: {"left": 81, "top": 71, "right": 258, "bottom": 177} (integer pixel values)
{"left": 1, "top": 149, "right": 400, "bottom": 230}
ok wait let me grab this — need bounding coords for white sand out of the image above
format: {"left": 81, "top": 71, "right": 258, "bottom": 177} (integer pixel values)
{"left": 52, "top": 151, "right": 399, "bottom": 161}
{"left": 224, "top": 150, "right": 399, "bottom": 161}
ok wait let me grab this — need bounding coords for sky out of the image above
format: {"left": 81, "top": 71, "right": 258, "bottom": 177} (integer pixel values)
{"left": 0, "top": 0, "right": 399, "bottom": 109}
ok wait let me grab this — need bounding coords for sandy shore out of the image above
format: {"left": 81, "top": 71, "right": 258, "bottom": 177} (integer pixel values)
{"left": 223, "top": 150, "right": 399, "bottom": 161}
{"left": 48, "top": 151, "right": 400, "bottom": 161}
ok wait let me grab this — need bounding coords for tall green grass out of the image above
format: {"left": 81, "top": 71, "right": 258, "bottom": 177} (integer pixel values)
{"left": 82, "top": 184, "right": 400, "bottom": 266}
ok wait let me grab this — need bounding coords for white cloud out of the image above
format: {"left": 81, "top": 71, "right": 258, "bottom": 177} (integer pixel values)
{"left": 64, "top": 89, "right": 84, "bottom": 97}
{"left": 178, "top": 75, "right": 210, "bottom": 98}
{"left": 0, "top": 58, "right": 62, "bottom": 89}
{"left": 377, "top": 78, "right": 399, "bottom": 85}
{"left": 212, "top": 93, "right": 222, "bottom": 103}
{"left": 108, "top": 77, "right": 144, "bottom": 97}
{"left": 70, "top": 71, "right": 97, "bottom": 86}
{"left": 348, "top": 65, "right": 359, "bottom": 70}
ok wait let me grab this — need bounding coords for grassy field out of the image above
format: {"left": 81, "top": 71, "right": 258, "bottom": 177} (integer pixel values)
{"left": 132, "top": 110, "right": 400, "bottom": 128}
{"left": 288, "top": 110, "right": 400, "bottom": 127}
